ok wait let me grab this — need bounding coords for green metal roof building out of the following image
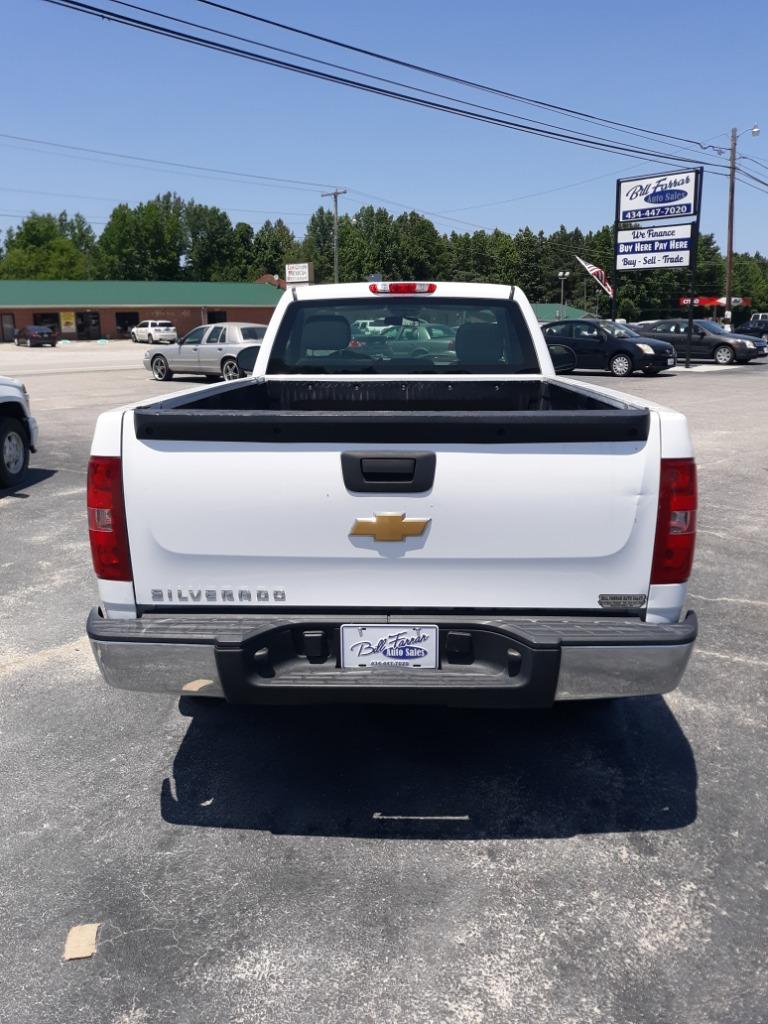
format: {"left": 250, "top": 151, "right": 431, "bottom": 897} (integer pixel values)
{"left": 0, "top": 280, "right": 284, "bottom": 341}
{"left": 0, "top": 280, "right": 591, "bottom": 341}
{"left": 530, "top": 303, "right": 591, "bottom": 322}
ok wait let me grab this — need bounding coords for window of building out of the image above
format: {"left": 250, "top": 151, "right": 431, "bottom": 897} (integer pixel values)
{"left": 0, "top": 312, "right": 15, "bottom": 342}
{"left": 33, "top": 313, "right": 61, "bottom": 333}
{"left": 75, "top": 311, "right": 102, "bottom": 340}
{"left": 115, "top": 312, "right": 140, "bottom": 336}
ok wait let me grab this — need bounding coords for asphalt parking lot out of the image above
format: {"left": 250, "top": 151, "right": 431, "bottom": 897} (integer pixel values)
{"left": 1, "top": 340, "right": 767, "bottom": 1024}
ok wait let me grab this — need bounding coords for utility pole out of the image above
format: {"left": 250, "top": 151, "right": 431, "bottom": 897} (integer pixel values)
{"left": 321, "top": 187, "right": 347, "bottom": 284}
{"left": 722, "top": 124, "right": 759, "bottom": 326}
{"left": 724, "top": 127, "right": 737, "bottom": 324}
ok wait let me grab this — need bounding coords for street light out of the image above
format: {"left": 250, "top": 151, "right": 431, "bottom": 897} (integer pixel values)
{"left": 557, "top": 271, "right": 570, "bottom": 319}
{"left": 724, "top": 124, "right": 760, "bottom": 322}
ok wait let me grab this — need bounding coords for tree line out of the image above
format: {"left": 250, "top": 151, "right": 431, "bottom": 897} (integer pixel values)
{"left": 1, "top": 192, "right": 766, "bottom": 321}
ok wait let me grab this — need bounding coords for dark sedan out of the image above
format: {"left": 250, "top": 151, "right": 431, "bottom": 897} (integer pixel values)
{"left": 633, "top": 319, "right": 765, "bottom": 364}
{"left": 14, "top": 325, "right": 58, "bottom": 348}
{"left": 732, "top": 315, "right": 768, "bottom": 341}
{"left": 542, "top": 319, "right": 676, "bottom": 377}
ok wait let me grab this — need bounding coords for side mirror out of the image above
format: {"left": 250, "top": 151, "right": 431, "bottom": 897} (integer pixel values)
{"left": 547, "top": 343, "right": 577, "bottom": 375}
{"left": 236, "top": 344, "right": 260, "bottom": 376}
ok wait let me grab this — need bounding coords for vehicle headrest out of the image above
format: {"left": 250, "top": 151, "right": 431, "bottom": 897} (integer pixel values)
{"left": 454, "top": 323, "right": 504, "bottom": 363}
{"left": 302, "top": 315, "right": 351, "bottom": 351}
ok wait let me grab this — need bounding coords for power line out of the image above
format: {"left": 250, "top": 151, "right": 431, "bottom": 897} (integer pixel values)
{"left": 437, "top": 131, "right": 738, "bottom": 214}
{"left": 43, "top": 1, "right": 734, "bottom": 173}
{"left": 88, "top": 0, "right": 716, "bottom": 166}
{"left": 0, "top": 184, "right": 315, "bottom": 217}
{"left": 0, "top": 185, "right": 120, "bottom": 202}
{"left": 735, "top": 173, "right": 768, "bottom": 198}
{"left": 737, "top": 153, "right": 768, "bottom": 174}
{"left": 192, "top": 0, "right": 711, "bottom": 153}
{"left": 0, "top": 133, "right": 500, "bottom": 232}
{"left": 0, "top": 138, "right": 335, "bottom": 198}
{"left": 735, "top": 166, "right": 768, "bottom": 191}
{"left": 0, "top": 131, "right": 338, "bottom": 191}
{"left": 0, "top": 136, "right": 497, "bottom": 232}
{"left": 0, "top": 141, "right": 326, "bottom": 201}
{"left": 346, "top": 188, "right": 501, "bottom": 232}
{"left": 0, "top": 210, "right": 108, "bottom": 224}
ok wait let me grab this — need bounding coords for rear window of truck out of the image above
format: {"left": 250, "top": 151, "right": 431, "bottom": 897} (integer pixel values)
{"left": 267, "top": 298, "right": 540, "bottom": 374}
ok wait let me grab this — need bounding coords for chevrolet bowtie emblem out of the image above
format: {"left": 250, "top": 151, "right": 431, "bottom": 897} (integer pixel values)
{"left": 350, "top": 512, "right": 431, "bottom": 542}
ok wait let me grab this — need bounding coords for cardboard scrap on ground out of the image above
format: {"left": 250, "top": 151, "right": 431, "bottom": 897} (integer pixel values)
{"left": 63, "top": 923, "right": 100, "bottom": 960}
{"left": 182, "top": 678, "right": 214, "bottom": 693}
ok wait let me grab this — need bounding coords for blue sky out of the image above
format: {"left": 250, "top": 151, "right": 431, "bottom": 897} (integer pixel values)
{"left": 4, "top": 0, "right": 768, "bottom": 255}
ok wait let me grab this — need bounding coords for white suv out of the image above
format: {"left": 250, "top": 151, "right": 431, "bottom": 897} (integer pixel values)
{"left": 0, "top": 376, "right": 38, "bottom": 487}
{"left": 131, "top": 320, "right": 177, "bottom": 344}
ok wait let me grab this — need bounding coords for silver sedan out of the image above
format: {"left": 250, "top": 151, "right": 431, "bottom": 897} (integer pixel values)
{"left": 143, "top": 322, "right": 267, "bottom": 382}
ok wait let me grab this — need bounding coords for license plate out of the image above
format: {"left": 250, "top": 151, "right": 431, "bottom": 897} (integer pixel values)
{"left": 340, "top": 624, "right": 438, "bottom": 669}
{"left": 667, "top": 358, "right": 675, "bottom": 365}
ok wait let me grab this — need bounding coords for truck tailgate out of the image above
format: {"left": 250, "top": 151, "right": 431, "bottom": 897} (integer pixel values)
{"left": 121, "top": 409, "right": 661, "bottom": 612}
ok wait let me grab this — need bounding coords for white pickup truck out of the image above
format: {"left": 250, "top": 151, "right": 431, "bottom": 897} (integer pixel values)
{"left": 86, "top": 282, "right": 697, "bottom": 707}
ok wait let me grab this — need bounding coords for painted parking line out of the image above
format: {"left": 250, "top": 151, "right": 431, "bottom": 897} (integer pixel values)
{"left": 674, "top": 365, "right": 737, "bottom": 373}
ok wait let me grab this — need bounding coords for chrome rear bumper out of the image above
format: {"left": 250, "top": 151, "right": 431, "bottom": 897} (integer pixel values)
{"left": 88, "top": 609, "right": 696, "bottom": 707}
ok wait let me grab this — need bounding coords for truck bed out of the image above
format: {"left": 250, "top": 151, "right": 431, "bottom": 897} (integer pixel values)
{"left": 134, "top": 379, "right": 650, "bottom": 444}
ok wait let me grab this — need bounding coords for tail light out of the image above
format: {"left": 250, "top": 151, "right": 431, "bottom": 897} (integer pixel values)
{"left": 87, "top": 455, "right": 132, "bottom": 581}
{"left": 651, "top": 458, "right": 697, "bottom": 585}
{"left": 349, "top": 338, "right": 366, "bottom": 348}
{"left": 369, "top": 282, "right": 436, "bottom": 294}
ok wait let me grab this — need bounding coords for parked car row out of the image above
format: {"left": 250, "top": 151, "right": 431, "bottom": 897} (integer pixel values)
{"left": 632, "top": 319, "right": 767, "bottom": 364}
{"left": 144, "top": 322, "right": 267, "bottom": 381}
{"left": 736, "top": 312, "right": 768, "bottom": 340}
{"left": 542, "top": 316, "right": 767, "bottom": 375}
{"left": 542, "top": 319, "right": 676, "bottom": 376}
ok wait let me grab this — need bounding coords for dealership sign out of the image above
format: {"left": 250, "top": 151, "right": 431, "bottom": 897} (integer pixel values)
{"left": 617, "top": 169, "right": 700, "bottom": 223}
{"left": 616, "top": 223, "right": 692, "bottom": 271}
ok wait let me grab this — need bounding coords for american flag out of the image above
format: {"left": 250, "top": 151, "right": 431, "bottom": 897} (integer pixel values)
{"left": 575, "top": 256, "right": 614, "bottom": 298}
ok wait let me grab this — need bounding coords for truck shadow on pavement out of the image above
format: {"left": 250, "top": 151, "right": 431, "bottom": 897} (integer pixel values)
{"left": 161, "top": 696, "right": 696, "bottom": 839}
{"left": 0, "top": 467, "right": 57, "bottom": 499}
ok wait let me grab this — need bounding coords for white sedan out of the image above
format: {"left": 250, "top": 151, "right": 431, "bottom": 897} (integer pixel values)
{"left": 143, "top": 322, "right": 267, "bottom": 382}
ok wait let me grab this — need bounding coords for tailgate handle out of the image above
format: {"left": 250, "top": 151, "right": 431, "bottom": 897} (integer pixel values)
{"left": 342, "top": 451, "right": 436, "bottom": 493}
{"left": 361, "top": 458, "right": 415, "bottom": 481}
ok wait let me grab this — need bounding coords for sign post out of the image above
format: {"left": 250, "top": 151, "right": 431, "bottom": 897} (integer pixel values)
{"left": 613, "top": 167, "right": 703, "bottom": 365}
{"left": 683, "top": 173, "right": 703, "bottom": 367}
{"left": 611, "top": 179, "right": 620, "bottom": 321}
